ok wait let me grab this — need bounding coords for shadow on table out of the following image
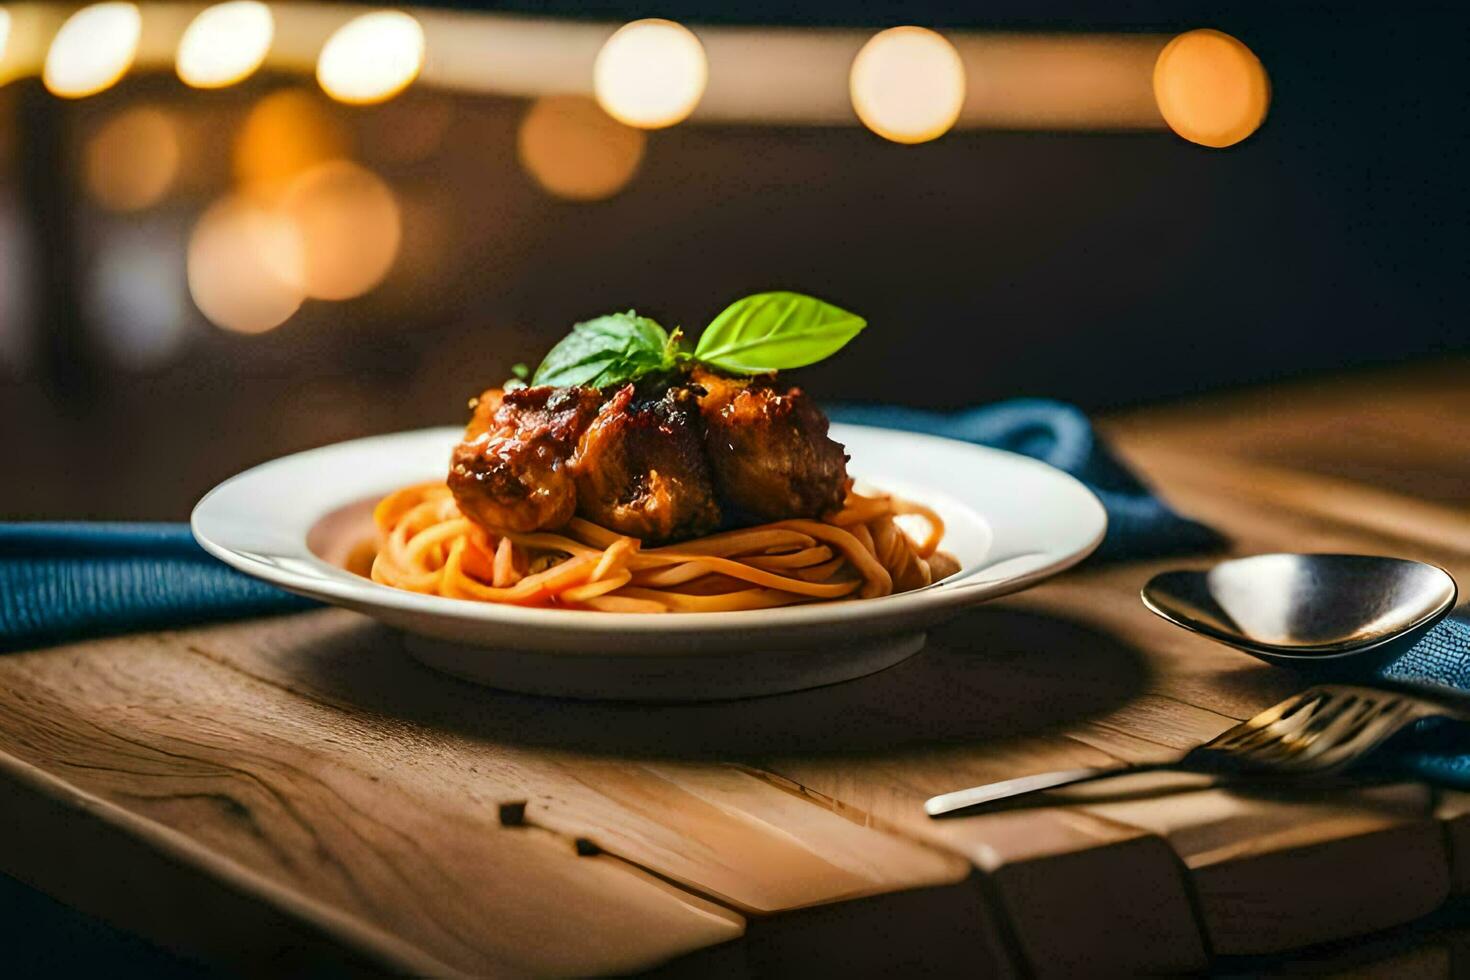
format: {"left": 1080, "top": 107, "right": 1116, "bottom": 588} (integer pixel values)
{"left": 277, "top": 607, "right": 1152, "bottom": 759}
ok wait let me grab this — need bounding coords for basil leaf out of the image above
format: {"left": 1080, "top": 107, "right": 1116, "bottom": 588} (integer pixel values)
{"left": 532, "top": 311, "right": 672, "bottom": 388}
{"left": 694, "top": 292, "right": 865, "bottom": 373}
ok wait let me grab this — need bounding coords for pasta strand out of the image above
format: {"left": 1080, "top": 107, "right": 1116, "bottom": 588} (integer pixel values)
{"left": 368, "top": 484, "right": 949, "bottom": 612}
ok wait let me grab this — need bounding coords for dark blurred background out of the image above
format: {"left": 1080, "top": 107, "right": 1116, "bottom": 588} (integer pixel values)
{"left": 1, "top": 1, "right": 1465, "bottom": 521}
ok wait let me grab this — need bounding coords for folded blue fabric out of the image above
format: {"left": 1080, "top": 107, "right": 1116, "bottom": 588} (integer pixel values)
{"left": 1368, "top": 616, "right": 1470, "bottom": 787}
{"left": 0, "top": 523, "right": 314, "bottom": 652}
{"left": 829, "top": 398, "right": 1224, "bottom": 561}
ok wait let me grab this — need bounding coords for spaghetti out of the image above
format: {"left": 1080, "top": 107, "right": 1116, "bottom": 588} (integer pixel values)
{"left": 369, "top": 482, "right": 957, "bottom": 613}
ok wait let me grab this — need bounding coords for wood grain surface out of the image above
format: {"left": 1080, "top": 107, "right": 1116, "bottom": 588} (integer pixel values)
{"left": 1, "top": 359, "right": 1467, "bottom": 976}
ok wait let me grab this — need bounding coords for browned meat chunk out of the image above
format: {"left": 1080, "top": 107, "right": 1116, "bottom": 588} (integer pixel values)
{"left": 448, "top": 386, "right": 603, "bottom": 533}
{"left": 449, "top": 368, "right": 850, "bottom": 541}
{"left": 692, "top": 367, "right": 849, "bottom": 521}
{"left": 572, "top": 383, "right": 721, "bottom": 543}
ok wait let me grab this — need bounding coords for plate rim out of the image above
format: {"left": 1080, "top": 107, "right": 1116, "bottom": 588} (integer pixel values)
{"left": 191, "top": 422, "right": 1107, "bottom": 635}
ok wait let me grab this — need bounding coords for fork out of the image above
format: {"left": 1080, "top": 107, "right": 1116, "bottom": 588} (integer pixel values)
{"left": 925, "top": 685, "right": 1457, "bottom": 817}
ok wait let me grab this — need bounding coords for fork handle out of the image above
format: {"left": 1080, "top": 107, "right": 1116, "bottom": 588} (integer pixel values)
{"left": 924, "top": 763, "right": 1180, "bottom": 817}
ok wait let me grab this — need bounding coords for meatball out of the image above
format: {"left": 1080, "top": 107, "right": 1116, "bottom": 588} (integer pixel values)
{"left": 572, "top": 382, "right": 721, "bottom": 543}
{"left": 692, "top": 367, "right": 849, "bottom": 521}
{"left": 447, "top": 386, "right": 603, "bottom": 533}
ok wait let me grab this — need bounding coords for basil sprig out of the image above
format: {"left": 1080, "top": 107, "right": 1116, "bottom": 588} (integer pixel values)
{"left": 527, "top": 292, "right": 864, "bottom": 389}
{"left": 531, "top": 312, "right": 683, "bottom": 388}
{"left": 693, "top": 292, "right": 865, "bottom": 373}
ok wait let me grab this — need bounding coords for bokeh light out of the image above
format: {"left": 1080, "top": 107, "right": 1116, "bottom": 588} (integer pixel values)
{"left": 275, "top": 160, "right": 401, "bottom": 301}
{"left": 176, "top": 1, "right": 273, "bottom": 89}
{"left": 0, "top": 10, "right": 12, "bottom": 67}
{"left": 1153, "top": 29, "right": 1269, "bottom": 148}
{"left": 84, "top": 106, "right": 180, "bottom": 212}
{"left": 43, "top": 2, "right": 141, "bottom": 99}
{"left": 187, "top": 195, "right": 305, "bottom": 334}
{"left": 234, "top": 88, "right": 349, "bottom": 192}
{"left": 316, "top": 10, "right": 425, "bottom": 105}
{"left": 850, "top": 26, "right": 966, "bottom": 144}
{"left": 594, "top": 19, "right": 707, "bottom": 129}
{"left": 518, "top": 95, "right": 646, "bottom": 201}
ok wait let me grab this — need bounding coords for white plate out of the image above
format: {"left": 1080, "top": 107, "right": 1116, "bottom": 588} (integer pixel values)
{"left": 192, "top": 424, "right": 1106, "bottom": 700}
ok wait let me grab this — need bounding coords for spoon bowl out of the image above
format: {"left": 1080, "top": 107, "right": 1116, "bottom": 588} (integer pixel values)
{"left": 1142, "top": 553, "right": 1457, "bottom": 668}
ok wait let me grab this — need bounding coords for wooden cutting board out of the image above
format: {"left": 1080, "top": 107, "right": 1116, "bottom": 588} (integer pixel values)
{"left": 1, "top": 359, "right": 1466, "bottom": 975}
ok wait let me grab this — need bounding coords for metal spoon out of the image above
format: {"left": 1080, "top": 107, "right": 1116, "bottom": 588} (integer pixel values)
{"left": 1142, "top": 553, "right": 1457, "bottom": 672}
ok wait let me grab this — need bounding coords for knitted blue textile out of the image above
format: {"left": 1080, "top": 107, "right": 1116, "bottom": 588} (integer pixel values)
{"left": 0, "top": 523, "right": 314, "bottom": 652}
{"left": 828, "top": 399, "right": 1224, "bottom": 561}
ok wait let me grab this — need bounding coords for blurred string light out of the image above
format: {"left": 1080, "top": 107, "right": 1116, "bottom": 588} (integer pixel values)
{"left": 518, "top": 95, "right": 645, "bottom": 201}
{"left": 84, "top": 105, "right": 180, "bottom": 211}
{"left": 43, "top": 2, "right": 140, "bottom": 98}
{"left": 1153, "top": 29, "right": 1269, "bottom": 148}
{"left": 187, "top": 194, "right": 304, "bottom": 333}
{"left": 316, "top": 10, "right": 424, "bottom": 105}
{"left": 274, "top": 160, "right": 401, "bottom": 300}
{"left": 234, "top": 87, "right": 348, "bottom": 191}
{"left": 176, "top": 0, "right": 273, "bottom": 89}
{"left": 594, "top": 18, "right": 706, "bottom": 129}
{"left": 188, "top": 158, "right": 401, "bottom": 331}
{"left": 3, "top": 8, "right": 1262, "bottom": 150}
{"left": 850, "top": 26, "right": 965, "bottom": 144}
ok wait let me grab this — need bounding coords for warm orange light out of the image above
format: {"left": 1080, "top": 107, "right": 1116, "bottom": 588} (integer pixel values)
{"left": 1153, "top": 29, "right": 1269, "bottom": 148}
{"left": 518, "top": 95, "right": 645, "bottom": 201}
{"left": 234, "top": 88, "right": 349, "bottom": 192}
{"left": 188, "top": 195, "right": 305, "bottom": 334}
{"left": 177, "top": 1, "right": 273, "bottom": 89}
{"left": 594, "top": 19, "right": 707, "bottom": 129}
{"left": 850, "top": 26, "right": 966, "bottom": 144}
{"left": 84, "top": 106, "right": 180, "bottom": 212}
{"left": 43, "top": 2, "right": 141, "bottom": 98}
{"left": 275, "top": 160, "right": 401, "bottom": 300}
{"left": 0, "top": 10, "right": 12, "bottom": 66}
{"left": 317, "top": 10, "right": 425, "bottom": 105}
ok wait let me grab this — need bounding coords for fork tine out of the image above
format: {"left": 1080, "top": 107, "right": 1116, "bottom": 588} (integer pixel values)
{"left": 1193, "top": 686, "right": 1433, "bottom": 779}
{"left": 1239, "top": 692, "right": 1420, "bottom": 774}
{"left": 1216, "top": 689, "right": 1342, "bottom": 753}
{"left": 1206, "top": 689, "right": 1323, "bottom": 751}
{"left": 1233, "top": 692, "right": 1362, "bottom": 763}
{"left": 1252, "top": 696, "right": 1380, "bottom": 766}
{"left": 1305, "top": 699, "right": 1420, "bottom": 771}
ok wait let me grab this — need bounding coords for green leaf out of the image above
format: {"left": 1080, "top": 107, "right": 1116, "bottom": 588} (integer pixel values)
{"left": 510, "top": 362, "right": 529, "bottom": 380}
{"left": 693, "top": 292, "right": 865, "bottom": 373}
{"left": 532, "top": 312, "right": 673, "bottom": 388}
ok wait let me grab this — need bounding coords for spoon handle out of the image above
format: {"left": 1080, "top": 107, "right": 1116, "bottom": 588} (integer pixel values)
{"left": 924, "top": 762, "right": 1179, "bottom": 817}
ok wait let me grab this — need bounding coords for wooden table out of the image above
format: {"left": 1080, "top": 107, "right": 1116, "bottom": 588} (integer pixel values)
{"left": 2, "top": 360, "right": 1467, "bottom": 976}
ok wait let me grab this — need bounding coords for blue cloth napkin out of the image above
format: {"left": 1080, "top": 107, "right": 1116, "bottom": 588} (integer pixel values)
{"left": 829, "top": 398, "right": 1224, "bottom": 561}
{"left": 1367, "top": 616, "right": 1470, "bottom": 787}
{"left": 0, "top": 523, "right": 314, "bottom": 652}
